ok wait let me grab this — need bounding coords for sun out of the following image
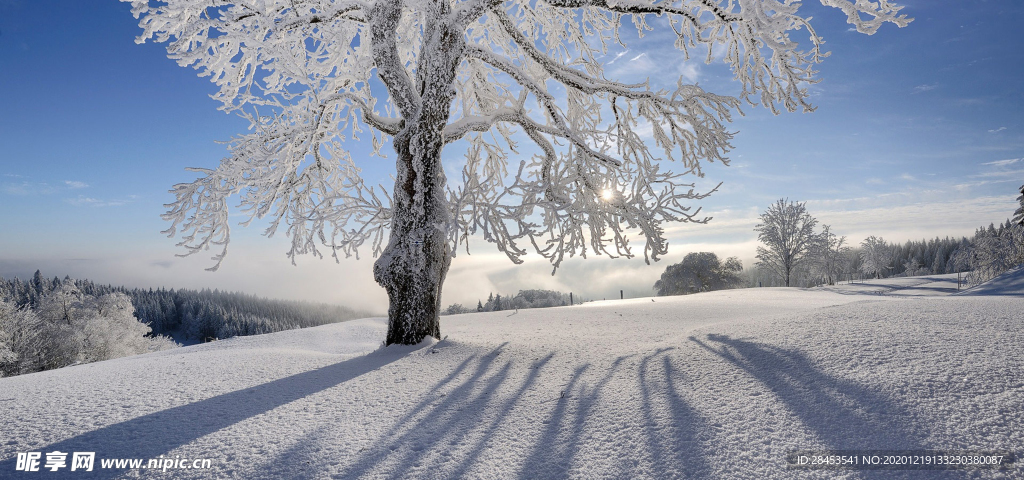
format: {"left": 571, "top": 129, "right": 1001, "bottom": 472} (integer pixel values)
{"left": 602, "top": 189, "right": 615, "bottom": 201}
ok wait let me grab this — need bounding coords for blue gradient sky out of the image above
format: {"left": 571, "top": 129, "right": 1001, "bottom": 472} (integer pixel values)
{"left": 1, "top": 1, "right": 1022, "bottom": 312}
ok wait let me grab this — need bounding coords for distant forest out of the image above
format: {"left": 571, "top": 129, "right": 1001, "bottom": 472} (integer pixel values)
{"left": 443, "top": 289, "right": 573, "bottom": 315}
{"left": 0, "top": 271, "right": 367, "bottom": 342}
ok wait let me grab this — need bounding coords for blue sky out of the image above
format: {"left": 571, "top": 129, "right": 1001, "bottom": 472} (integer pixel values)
{"left": 1, "top": 1, "right": 1022, "bottom": 312}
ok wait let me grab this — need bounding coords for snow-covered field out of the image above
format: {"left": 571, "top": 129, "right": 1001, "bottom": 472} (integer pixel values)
{"left": 2, "top": 272, "right": 1022, "bottom": 479}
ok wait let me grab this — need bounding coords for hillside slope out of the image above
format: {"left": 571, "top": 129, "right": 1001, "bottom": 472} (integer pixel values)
{"left": 959, "top": 266, "right": 1024, "bottom": 296}
{"left": 1, "top": 287, "right": 1021, "bottom": 479}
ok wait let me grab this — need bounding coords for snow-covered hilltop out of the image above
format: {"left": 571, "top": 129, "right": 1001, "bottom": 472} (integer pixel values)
{"left": 2, "top": 274, "right": 1022, "bottom": 478}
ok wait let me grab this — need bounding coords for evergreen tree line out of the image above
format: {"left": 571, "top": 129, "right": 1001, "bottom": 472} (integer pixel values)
{"left": 841, "top": 221, "right": 1020, "bottom": 284}
{"left": 929, "top": 184, "right": 1024, "bottom": 285}
{"left": 949, "top": 219, "right": 1024, "bottom": 286}
{"left": 751, "top": 233, "right": 978, "bottom": 288}
{"left": 749, "top": 195, "right": 1024, "bottom": 288}
{"left": 443, "top": 289, "right": 572, "bottom": 315}
{"left": 0, "top": 271, "right": 367, "bottom": 343}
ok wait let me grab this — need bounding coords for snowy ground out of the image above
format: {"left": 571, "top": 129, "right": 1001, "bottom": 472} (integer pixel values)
{"left": 2, "top": 272, "right": 1023, "bottom": 479}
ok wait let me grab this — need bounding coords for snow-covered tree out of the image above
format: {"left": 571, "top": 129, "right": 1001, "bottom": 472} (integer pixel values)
{"left": 126, "top": 0, "right": 910, "bottom": 344}
{"left": 959, "top": 215, "right": 1024, "bottom": 286}
{"left": 808, "top": 224, "right": 848, "bottom": 285}
{"left": 754, "top": 199, "right": 818, "bottom": 287}
{"left": 655, "top": 252, "right": 742, "bottom": 295}
{"left": 1014, "top": 183, "right": 1024, "bottom": 227}
{"left": 902, "top": 258, "right": 923, "bottom": 277}
{"left": 37, "top": 279, "right": 84, "bottom": 325}
{"left": 82, "top": 293, "right": 175, "bottom": 363}
{"left": 0, "top": 301, "right": 28, "bottom": 376}
{"left": 859, "top": 235, "right": 893, "bottom": 279}
{"left": 442, "top": 303, "right": 471, "bottom": 315}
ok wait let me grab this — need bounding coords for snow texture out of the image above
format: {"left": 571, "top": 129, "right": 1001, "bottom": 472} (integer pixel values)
{"left": 2, "top": 277, "right": 1021, "bottom": 479}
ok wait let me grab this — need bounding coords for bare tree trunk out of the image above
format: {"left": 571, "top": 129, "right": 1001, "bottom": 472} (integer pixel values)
{"left": 372, "top": 0, "right": 463, "bottom": 345}
{"left": 373, "top": 127, "right": 452, "bottom": 345}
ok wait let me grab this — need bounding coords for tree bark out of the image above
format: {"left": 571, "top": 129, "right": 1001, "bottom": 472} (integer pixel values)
{"left": 373, "top": 127, "right": 452, "bottom": 345}
{"left": 372, "top": 0, "right": 464, "bottom": 345}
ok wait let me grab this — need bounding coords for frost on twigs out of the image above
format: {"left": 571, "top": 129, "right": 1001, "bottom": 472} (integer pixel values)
{"left": 134, "top": 0, "right": 909, "bottom": 278}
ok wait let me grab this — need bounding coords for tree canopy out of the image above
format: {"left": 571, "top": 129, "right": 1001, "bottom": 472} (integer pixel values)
{"left": 655, "top": 252, "right": 742, "bottom": 296}
{"left": 754, "top": 198, "right": 818, "bottom": 287}
{"left": 127, "top": 0, "right": 910, "bottom": 343}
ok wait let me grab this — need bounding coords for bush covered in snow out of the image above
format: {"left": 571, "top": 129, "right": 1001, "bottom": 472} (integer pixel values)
{"left": 655, "top": 252, "right": 743, "bottom": 296}
{"left": 0, "top": 284, "right": 178, "bottom": 378}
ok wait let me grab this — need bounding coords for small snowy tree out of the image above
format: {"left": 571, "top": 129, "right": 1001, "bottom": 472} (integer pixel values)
{"left": 754, "top": 199, "right": 818, "bottom": 287}
{"left": 902, "top": 258, "right": 922, "bottom": 277}
{"left": 859, "top": 235, "right": 893, "bottom": 279}
{"left": 82, "top": 293, "right": 177, "bottom": 362}
{"left": 127, "top": 0, "right": 909, "bottom": 344}
{"left": 808, "top": 224, "right": 848, "bottom": 285}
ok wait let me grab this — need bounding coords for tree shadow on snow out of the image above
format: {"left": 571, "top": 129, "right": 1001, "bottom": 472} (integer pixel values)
{"left": 0, "top": 343, "right": 430, "bottom": 479}
{"left": 690, "top": 334, "right": 928, "bottom": 450}
{"left": 326, "top": 346, "right": 711, "bottom": 479}
{"left": 516, "top": 349, "right": 710, "bottom": 479}
{"left": 331, "top": 342, "right": 554, "bottom": 479}
{"left": 688, "top": 334, "right": 971, "bottom": 479}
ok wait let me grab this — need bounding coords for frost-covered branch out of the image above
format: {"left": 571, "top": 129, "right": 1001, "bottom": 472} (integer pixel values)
{"left": 132, "top": 0, "right": 909, "bottom": 276}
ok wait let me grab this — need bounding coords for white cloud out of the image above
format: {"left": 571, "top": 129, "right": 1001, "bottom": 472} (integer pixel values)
{"left": 66, "top": 196, "right": 130, "bottom": 207}
{"left": 606, "top": 49, "right": 629, "bottom": 65}
{"left": 3, "top": 178, "right": 90, "bottom": 195}
{"left": 969, "top": 169, "right": 1024, "bottom": 179}
{"left": 988, "top": 126, "right": 1007, "bottom": 133}
{"left": 1, "top": 180, "right": 57, "bottom": 195}
{"left": 617, "top": 52, "right": 655, "bottom": 75}
{"left": 911, "top": 84, "right": 938, "bottom": 94}
{"left": 811, "top": 196, "right": 1017, "bottom": 243}
{"left": 677, "top": 62, "right": 700, "bottom": 83}
{"left": 981, "top": 158, "right": 1019, "bottom": 167}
